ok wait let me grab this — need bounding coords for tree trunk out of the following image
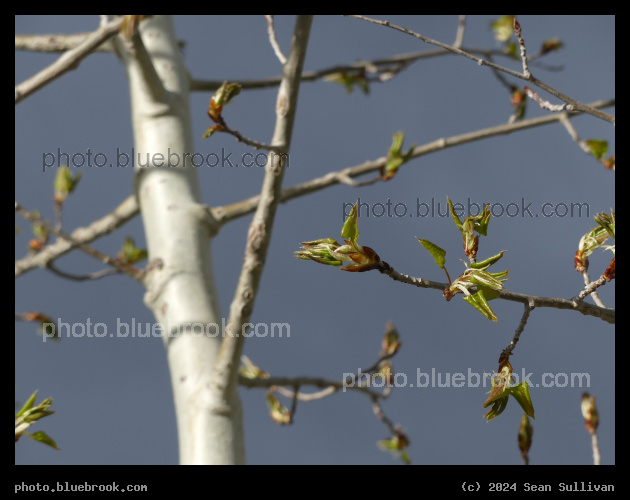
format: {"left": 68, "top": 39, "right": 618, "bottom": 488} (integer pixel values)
{"left": 120, "top": 15, "right": 245, "bottom": 464}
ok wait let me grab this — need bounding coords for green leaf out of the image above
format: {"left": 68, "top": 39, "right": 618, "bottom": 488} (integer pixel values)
{"left": 463, "top": 288, "right": 498, "bottom": 322}
{"left": 118, "top": 237, "right": 148, "bottom": 265}
{"left": 417, "top": 238, "right": 446, "bottom": 269}
{"left": 541, "top": 38, "right": 563, "bottom": 54}
{"left": 341, "top": 201, "right": 359, "bottom": 242}
{"left": 490, "top": 15, "right": 515, "bottom": 43}
{"left": 470, "top": 270, "right": 505, "bottom": 292}
{"left": 447, "top": 197, "right": 463, "bottom": 230}
{"left": 16, "top": 391, "right": 38, "bottom": 417}
{"left": 382, "top": 132, "right": 416, "bottom": 180}
{"left": 54, "top": 166, "right": 81, "bottom": 204}
{"left": 475, "top": 206, "right": 491, "bottom": 236}
{"left": 324, "top": 71, "right": 370, "bottom": 95}
{"left": 594, "top": 210, "right": 615, "bottom": 240}
{"left": 585, "top": 139, "right": 608, "bottom": 160}
{"left": 505, "top": 42, "right": 519, "bottom": 60}
{"left": 213, "top": 81, "right": 242, "bottom": 107}
{"left": 509, "top": 382, "right": 535, "bottom": 419}
{"left": 468, "top": 251, "right": 506, "bottom": 270}
{"left": 29, "top": 430, "right": 60, "bottom": 450}
{"left": 484, "top": 396, "right": 509, "bottom": 421}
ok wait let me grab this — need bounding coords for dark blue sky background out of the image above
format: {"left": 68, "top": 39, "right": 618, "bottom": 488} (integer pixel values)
{"left": 16, "top": 15, "right": 614, "bottom": 465}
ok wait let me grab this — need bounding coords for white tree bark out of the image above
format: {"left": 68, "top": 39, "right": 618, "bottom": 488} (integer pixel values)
{"left": 119, "top": 15, "right": 244, "bottom": 464}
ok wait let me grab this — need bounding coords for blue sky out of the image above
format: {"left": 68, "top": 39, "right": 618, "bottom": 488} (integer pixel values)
{"left": 16, "top": 15, "right": 614, "bottom": 465}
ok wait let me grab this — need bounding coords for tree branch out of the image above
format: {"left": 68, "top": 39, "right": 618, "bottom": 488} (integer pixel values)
{"left": 376, "top": 261, "right": 615, "bottom": 324}
{"left": 15, "top": 195, "right": 139, "bottom": 277}
{"left": 345, "top": 15, "right": 615, "bottom": 125}
{"left": 15, "top": 201, "right": 144, "bottom": 281}
{"left": 264, "top": 15, "right": 287, "bottom": 64}
{"left": 15, "top": 16, "right": 124, "bottom": 104}
{"left": 210, "top": 99, "right": 615, "bottom": 225}
{"left": 213, "top": 15, "right": 313, "bottom": 408}
{"left": 15, "top": 32, "right": 117, "bottom": 52}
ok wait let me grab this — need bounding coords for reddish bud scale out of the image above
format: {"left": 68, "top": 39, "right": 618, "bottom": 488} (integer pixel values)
{"left": 513, "top": 18, "right": 522, "bottom": 38}
{"left": 574, "top": 250, "right": 588, "bottom": 272}
{"left": 29, "top": 239, "right": 45, "bottom": 251}
{"left": 603, "top": 257, "right": 615, "bottom": 281}
{"left": 208, "top": 101, "right": 223, "bottom": 123}
{"left": 511, "top": 90, "right": 525, "bottom": 107}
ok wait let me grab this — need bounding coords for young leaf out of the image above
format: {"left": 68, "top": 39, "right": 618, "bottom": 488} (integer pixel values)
{"left": 29, "top": 430, "right": 60, "bottom": 450}
{"left": 118, "top": 237, "right": 148, "bottom": 265}
{"left": 585, "top": 139, "right": 608, "bottom": 159}
{"left": 381, "top": 132, "right": 416, "bottom": 180}
{"left": 490, "top": 15, "right": 516, "bottom": 43}
{"left": 54, "top": 166, "right": 81, "bottom": 205}
{"left": 468, "top": 251, "right": 506, "bottom": 270}
{"left": 509, "top": 382, "right": 535, "bottom": 419}
{"left": 16, "top": 391, "right": 39, "bottom": 417}
{"left": 518, "top": 414, "right": 534, "bottom": 460}
{"left": 463, "top": 288, "right": 498, "bottom": 322}
{"left": 447, "top": 197, "right": 463, "bottom": 230}
{"left": 417, "top": 238, "right": 446, "bottom": 269}
{"left": 341, "top": 201, "right": 359, "bottom": 242}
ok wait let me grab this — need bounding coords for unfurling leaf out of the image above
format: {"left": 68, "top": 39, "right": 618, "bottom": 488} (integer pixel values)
{"left": 581, "top": 392, "right": 599, "bottom": 434}
{"left": 30, "top": 431, "right": 60, "bottom": 450}
{"left": 208, "top": 81, "right": 242, "bottom": 122}
{"left": 381, "top": 132, "right": 416, "bottom": 181}
{"left": 541, "top": 38, "right": 563, "bottom": 54}
{"left": 417, "top": 238, "right": 446, "bottom": 269}
{"left": 510, "top": 382, "right": 535, "bottom": 419}
{"left": 585, "top": 139, "right": 608, "bottom": 160}
{"left": 118, "top": 237, "right": 147, "bottom": 265}
{"left": 518, "top": 414, "right": 534, "bottom": 460}
{"left": 483, "top": 365, "right": 535, "bottom": 422}
{"left": 341, "top": 201, "right": 360, "bottom": 243}
{"left": 468, "top": 251, "right": 506, "bottom": 270}
{"left": 490, "top": 15, "right": 516, "bottom": 43}
{"left": 266, "top": 392, "right": 291, "bottom": 425}
{"left": 54, "top": 166, "right": 81, "bottom": 205}
{"left": 324, "top": 71, "right": 369, "bottom": 95}
{"left": 382, "top": 322, "right": 401, "bottom": 357}
{"left": 463, "top": 288, "right": 498, "bottom": 322}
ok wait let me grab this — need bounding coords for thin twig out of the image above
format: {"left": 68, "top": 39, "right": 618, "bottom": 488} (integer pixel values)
{"left": 512, "top": 19, "right": 530, "bottom": 79}
{"left": 190, "top": 48, "right": 463, "bottom": 91}
{"left": 15, "top": 201, "right": 144, "bottom": 281}
{"left": 525, "top": 86, "right": 573, "bottom": 113}
{"left": 219, "top": 120, "right": 287, "bottom": 152}
{"left": 345, "top": 15, "right": 614, "bottom": 125}
{"left": 46, "top": 262, "right": 121, "bottom": 281}
{"left": 573, "top": 276, "right": 610, "bottom": 302}
{"left": 453, "top": 15, "right": 466, "bottom": 49}
{"left": 239, "top": 374, "right": 384, "bottom": 399}
{"left": 265, "top": 15, "right": 287, "bottom": 64}
{"left": 273, "top": 384, "right": 337, "bottom": 402}
{"left": 504, "top": 299, "right": 535, "bottom": 356}
{"left": 15, "top": 195, "right": 139, "bottom": 277}
{"left": 580, "top": 271, "right": 605, "bottom": 308}
{"left": 591, "top": 432, "right": 601, "bottom": 466}
{"left": 15, "top": 16, "right": 124, "bottom": 104}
